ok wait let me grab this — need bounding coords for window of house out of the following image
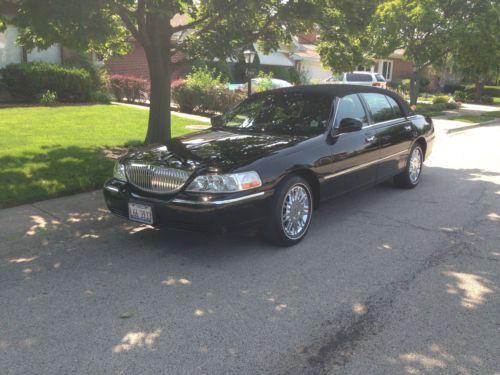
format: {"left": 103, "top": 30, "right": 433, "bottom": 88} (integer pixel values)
{"left": 362, "top": 93, "right": 398, "bottom": 123}
{"left": 0, "top": 25, "right": 22, "bottom": 69}
{"left": 380, "top": 60, "right": 393, "bottom": 81}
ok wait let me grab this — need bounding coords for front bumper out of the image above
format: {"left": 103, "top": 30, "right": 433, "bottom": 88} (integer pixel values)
{"left": 103, "top": 179, "right": 273, "bottom": 232}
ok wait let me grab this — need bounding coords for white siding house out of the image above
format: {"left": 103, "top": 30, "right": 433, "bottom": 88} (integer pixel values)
{"left": 0, "top": 24, "right": 62, "bottom": 69}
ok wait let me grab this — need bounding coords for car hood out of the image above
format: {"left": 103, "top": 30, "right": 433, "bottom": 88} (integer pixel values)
{"left": 121, "top": 130, "right": 306, "bottom": 173}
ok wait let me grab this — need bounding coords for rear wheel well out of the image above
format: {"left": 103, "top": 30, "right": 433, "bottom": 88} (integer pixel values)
{"left": 291, "top": 169, "right": 320, "bottom": 209}
{"left": 415, "top": 137, "right": 427, "bottom": 160}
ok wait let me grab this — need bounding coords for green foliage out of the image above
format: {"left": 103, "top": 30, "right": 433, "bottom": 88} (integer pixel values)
{"left": 172, "top": 84, "right": 245, "bottom": 114}
{"left": 1, "top": 62, "right": 93, "bottom": 103}
{"left": 39, "top": 90, "right": 57, "bottom": 106}
{"left": 109, "top": 75, "right": 149, "bottom": 103}
{"left": 432, "top": 96, "right": 449, "bottom": 104}
{"left": 464, "top": 86, "right": 500, "bottom": 98}
{"left": 453, "top": 90, "right": 466, "bottom": 101}
{"left": 255, "top": 71, "right": 274, "bottom": 92}
{"left": 184, "top": 66, "right": 227, "bottom": 90}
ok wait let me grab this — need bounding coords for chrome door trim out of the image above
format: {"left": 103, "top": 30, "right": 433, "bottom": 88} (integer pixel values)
{"left": 324, "top": 150, "right": 408, "bottom": 180}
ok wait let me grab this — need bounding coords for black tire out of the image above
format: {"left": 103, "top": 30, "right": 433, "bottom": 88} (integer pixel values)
{"left": 394, "top": 144, "right": 424, "bottom": 189}
{"left": 263, "top": 175, "right": 313, "bottom": 247}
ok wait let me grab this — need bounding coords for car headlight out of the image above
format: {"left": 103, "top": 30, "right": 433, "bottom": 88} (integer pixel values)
{"left": 186, "top": 171, "right": 262, "bottom": 193}
{"left": 113, "top": 162, "right": 126, "bottom": 181}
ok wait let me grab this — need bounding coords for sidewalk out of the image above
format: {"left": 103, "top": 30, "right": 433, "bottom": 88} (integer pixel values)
{"left": 112, "top": 101, "right": 211, "bottom": 122}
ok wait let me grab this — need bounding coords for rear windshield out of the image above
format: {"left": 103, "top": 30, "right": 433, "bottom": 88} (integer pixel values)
{"left": 221, "top": 92, "right": 333, "bottom": 136}
{"left": 346, "top": 73, "right": 373, "bottom": 82}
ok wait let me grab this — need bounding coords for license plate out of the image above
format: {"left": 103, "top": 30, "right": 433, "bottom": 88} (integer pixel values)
{"left": 128, "top": 203, "right": 153, "bottom": 224}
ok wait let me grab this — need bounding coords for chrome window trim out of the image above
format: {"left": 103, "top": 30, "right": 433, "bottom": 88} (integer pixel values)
{"left": 172, "top": 192, "right": 266, "bottom": 206}
{"left": 324, "top": 150, "right": 407, "bottom": 180}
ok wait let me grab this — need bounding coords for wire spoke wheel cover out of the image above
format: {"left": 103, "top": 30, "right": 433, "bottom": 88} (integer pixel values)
{"left": 281, "top": 184, "right": 312, "bottom": 240}
{"left": 409, "top": 147, "right": 423, "bottom": 184}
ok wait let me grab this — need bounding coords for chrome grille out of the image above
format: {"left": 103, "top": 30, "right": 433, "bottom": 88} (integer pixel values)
{"left": 125, "top": 164, "right": 191, "bottom": 193}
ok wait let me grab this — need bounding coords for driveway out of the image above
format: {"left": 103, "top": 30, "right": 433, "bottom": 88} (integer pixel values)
{"left": 1, "top": 120, "right": 499, "bottom": 375}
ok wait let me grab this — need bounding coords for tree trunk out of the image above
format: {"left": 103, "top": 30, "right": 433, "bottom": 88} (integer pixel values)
{"left": 475, "top": 80, "right": 484, "bottom": 99}
{"left": 144, "top": 48, "right": 172, "bottom": 145}
{"left": 409, "top": 70, "right": 420, "bottom": 107}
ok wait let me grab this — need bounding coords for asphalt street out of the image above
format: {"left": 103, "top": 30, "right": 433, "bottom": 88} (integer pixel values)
{"left": 1, "top": 119, "right": 499, "bottom": 375}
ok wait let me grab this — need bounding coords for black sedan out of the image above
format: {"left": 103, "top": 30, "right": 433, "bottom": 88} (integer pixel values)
{"left": 104, "top": 85, "right": 434, "bottom": 246}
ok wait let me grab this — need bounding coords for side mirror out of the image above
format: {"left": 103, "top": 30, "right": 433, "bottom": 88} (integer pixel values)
{"left": 338, "top": 118, "right": 363, "bottom": 133}
{"left": 211, "top": 115, "right": 223, "bottom": 129}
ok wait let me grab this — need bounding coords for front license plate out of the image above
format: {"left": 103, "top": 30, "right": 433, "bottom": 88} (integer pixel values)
{"left": 128, "top": 203, "right": 153, "bottom": 224}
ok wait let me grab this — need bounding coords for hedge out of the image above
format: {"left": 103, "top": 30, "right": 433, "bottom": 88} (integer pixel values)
{"left": 109, "top": 75, "right": 150, "bottom": 103}
{"left": 464, "top": 85, "right": 500, "bottom": 97}
{"left": 1, "top": 62, "right": 93, "bottom": 103}
{"left": 172, "top": 83, "right": 245, "bottom": 114}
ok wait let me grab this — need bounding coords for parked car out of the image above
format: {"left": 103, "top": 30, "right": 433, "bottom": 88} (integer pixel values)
{"left": 227, "top": 78, "right": 292, "bottom": 93}
{"left": 325, "top": 72, "right": 387, "bottom": 89}
{"left": 104, "top": 85, "right": 434, "bottom": 246}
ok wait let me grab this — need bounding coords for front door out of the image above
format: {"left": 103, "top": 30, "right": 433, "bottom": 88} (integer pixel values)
{"left": 320, "top": 94, "right": 380, "bottom": 198}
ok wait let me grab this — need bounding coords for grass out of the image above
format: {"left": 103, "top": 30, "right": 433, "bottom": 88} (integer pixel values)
{"left": 493, "top": 97, "right": 500, "bottom": 105}
{"left": 0, "top": 104, "right": 206, "bottom": 208}
{"left": 449, "top": 110, "right": 500, "bottom": 124}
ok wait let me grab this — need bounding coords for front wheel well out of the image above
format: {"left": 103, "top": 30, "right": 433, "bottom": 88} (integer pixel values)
{"left": 415, "top": 137, "right": 428, "bottom": 160}
{"left": 289, "top": 169, "right": 321, "bottom": 209}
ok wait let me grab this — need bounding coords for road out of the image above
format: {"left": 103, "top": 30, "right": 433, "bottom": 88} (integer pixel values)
{"left": 1, "top": 120, "right": 499, "bottom": 375}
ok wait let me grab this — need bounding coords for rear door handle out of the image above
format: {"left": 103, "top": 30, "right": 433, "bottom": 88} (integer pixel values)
{"left": 404, "top": 124, "right": 412, "bottom": 131}
{"left": 365, "top": 135, "right": 376, "bottom": 143}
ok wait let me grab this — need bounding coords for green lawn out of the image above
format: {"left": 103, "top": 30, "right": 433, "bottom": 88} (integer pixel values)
{"left": 448, "top": 110, "right": 500, "bottom": 124}
{"left": 0, "top": 104, "right": 205, "bottom": 208}
{"left": 493, "top": 97, "right": 500, "bottom": 105}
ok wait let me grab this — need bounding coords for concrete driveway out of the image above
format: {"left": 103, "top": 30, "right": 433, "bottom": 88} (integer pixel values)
{"left": 1, "top": 120, "right": 499, "bottom": 375}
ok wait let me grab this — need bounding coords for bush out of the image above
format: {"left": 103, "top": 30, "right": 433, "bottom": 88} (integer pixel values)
{"left": 479, "top": 95, "right": 494, "bottom": 104}
{"left": 255, "top": 71, "right": 274, "bottom": 93}
{"left": 172, "top": 83, "right": 245, "bottom": 114}
{"left": 1, "top": 62, "right": 93, "bottom": 103}
{"left": 432, "top": 95, "right": 449, "bottom": 104}
{"left": 453, "top": 90, "right": 466, "bottom": 101}
{"left": 185, "top": 66, "right": 227, "bottom": 90}
{"left": 39, "top": 90, "right": 57, "bottom": 106}
{"left": 443, "top": 83, "right": 465, "bottom": 94}
{"left": 109, "top": 75, "right": 149, "bottom": 103}
{"left": 465, "top": 85, "right": 500, "bottom": 97}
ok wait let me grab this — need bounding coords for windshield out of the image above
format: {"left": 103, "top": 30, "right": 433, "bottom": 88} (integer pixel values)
{"left": 221, "top": 92, "right": 333, "bottom": 136}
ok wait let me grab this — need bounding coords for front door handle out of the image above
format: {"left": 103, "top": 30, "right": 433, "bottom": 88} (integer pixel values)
{"left": 404, "top": 124, "right": 412, "bottom": 131}
{"left": 365, "top": 135, "right": 376, "bottom": 143}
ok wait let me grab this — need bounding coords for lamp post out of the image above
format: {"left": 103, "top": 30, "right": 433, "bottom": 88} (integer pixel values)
{"left": 243, "top": 49, "right": 256, "bottom": 97}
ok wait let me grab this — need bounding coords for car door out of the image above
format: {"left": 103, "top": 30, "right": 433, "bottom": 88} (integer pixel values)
{"left": 360, "top": 93, "right": 415, "bottom": 180}
{"left": 320, "top": 94, "right": 380, "bottom": 198}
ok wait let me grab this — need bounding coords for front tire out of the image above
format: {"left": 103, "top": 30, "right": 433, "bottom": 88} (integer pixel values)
{"left": 263, "top": 175, "right": 313, "bottom": 247}
{"left": 394, "top": 144, "right": 424, "bottom": 189}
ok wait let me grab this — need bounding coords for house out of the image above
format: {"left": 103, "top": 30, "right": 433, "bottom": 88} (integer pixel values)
{"left": 358, "top": 49, "right": 414, "bottom": 83}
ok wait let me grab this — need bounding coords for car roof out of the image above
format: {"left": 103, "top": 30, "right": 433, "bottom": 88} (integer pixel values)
{"left": 255, "top": 84, "right": 412, "bottom": 117}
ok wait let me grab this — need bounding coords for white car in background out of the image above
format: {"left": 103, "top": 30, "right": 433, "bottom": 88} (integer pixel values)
{"left": 227, "top": 78, "right": 293, "bottom": 93}
{"left": 324, "top": 71, "right": 387, "bottom": 89}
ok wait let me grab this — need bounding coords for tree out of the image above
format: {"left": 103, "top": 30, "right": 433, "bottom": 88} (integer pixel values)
{"left": 367, "top": 0, "right": 482, "bottom": 105}
{"left": 449, "top": 1, "right": 500, "bottom": 98}
{"left": 316, "top": 0, "right": 382, "bottom": 73}
{"left": 2, "top": 0, "right": 319, "bottom": 144}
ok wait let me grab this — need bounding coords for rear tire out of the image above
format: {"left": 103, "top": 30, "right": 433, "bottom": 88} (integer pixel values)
{"left": 263, "top": 175, "right": 313, "bottom": 247}
{"left": 394, "top": 144, "right": 424, "bottom": 189}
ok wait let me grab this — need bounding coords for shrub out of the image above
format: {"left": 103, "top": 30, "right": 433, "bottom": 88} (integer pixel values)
{"left": 185, "top": 65, "right": 227, "bottom": 90}
{"left": 465, "top": 85, "right": 500, "bottom": 97}
{"left": 90, "top": 90, "right": 112, "bottom": 104}
{"left": 39, "top": 90, "right": 57, "bottom": 106}
{"left": 109, "top": 75, "right": 149, "bottom": 103}
{"left": 432, "top": 95, "right": 449, "bottom": 104}
{"left": 1, "top": 62, "right": 93, "bottom": 103}
{"left": 453, "top": 90, "right": 466, "bottom": 101}
{"left": 443, "top": 83, "right": 465, "bottom": 94}
{"left": 172, "top": 83, "right": 245, "bottom": 114}
{"left": 479, "top": 95, "right": 494, "bottom": 104}
{"left": 445, "top": 101, "right": 460, "bottom": 109}
{"left": 255, "top": 71, "right": 274, "bottom": 93}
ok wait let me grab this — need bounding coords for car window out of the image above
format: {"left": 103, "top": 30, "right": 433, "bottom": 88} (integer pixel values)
{"left": 362, "top": 93, "right": 398, "bottom": 123}
{"left": 335, "top": 94, "right": 368, "bottom": 127}
{"left": 375, "top": 74, "right": 386, "bottom": 82}
{"left": 385, "top": 95, "right": 404, "bottom": 118}
{"left": 222, "top": 92, "right": 333, "bottom": 136}
{"left": 346, "top": 73, "right": 373, "bottom": 82}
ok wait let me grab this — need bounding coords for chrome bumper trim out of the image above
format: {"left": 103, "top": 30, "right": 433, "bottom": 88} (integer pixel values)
{"left": 172, "top": 192, "right": 266, "bottom": 206}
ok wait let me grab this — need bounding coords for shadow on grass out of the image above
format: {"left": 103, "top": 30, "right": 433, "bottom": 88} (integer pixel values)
{"left": 0, "top": 145, "right": 115, "bottom": 209}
